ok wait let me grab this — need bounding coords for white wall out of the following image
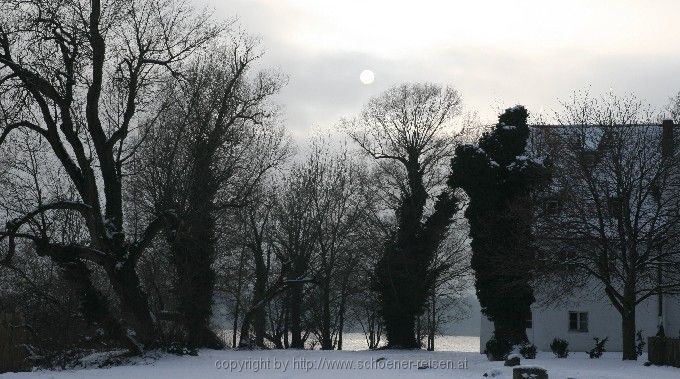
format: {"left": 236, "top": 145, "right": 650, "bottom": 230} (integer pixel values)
{"left": 530, "top": 296, "right": 658, "bottom": 352}
{"left": 480, "top": 293, "right": 677, "bottom": 353}
{"left": 665, "top": 294, "right": 680, "bottom": 338}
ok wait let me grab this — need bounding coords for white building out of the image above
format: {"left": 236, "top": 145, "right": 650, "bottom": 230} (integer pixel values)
{"left": 480, "top": 290, "right": 680, "bottom": 353}
{"left": 480, "top": 120, "right": 680, "bottom": 353}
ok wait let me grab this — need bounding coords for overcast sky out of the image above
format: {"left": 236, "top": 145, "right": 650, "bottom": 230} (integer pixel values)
{"left": 193, "top": 0, "right": 680, "bottom": 137}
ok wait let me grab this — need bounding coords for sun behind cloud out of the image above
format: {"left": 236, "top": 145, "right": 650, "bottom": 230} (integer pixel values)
{"left": 360, "top": 69, "right": 375, "bottom": 85}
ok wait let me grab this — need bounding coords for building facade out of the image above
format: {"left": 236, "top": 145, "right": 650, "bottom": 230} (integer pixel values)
{"left": 480, "top": 120, "right": 680, "bottom": 353}
{"left": 480, "top": 291, "right": 680, "bottom": 352}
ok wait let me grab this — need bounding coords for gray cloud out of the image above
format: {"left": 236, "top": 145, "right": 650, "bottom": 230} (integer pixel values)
{"left": 192, "top": 0, "right": 680, "bottom": 135}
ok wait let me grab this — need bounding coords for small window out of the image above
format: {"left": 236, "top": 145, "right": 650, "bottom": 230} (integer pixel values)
{"left": 569, "top": 311, "right": 588, "bottom": 332}
{"left": 525, "top": 311, "right": 533, "bottom": 329}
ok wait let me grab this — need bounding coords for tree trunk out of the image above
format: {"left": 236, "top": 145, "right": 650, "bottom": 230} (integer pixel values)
{"left": 238, "top": 244, "right": 268, "bottom": 349}
{"left": 493, "top": 317, "right": 529, "bottom": 346}
{"left": 55, "top": 255, "right": 143, "bottom": 354}
{"left": 428, "top": 291, "right": 435, "bottom": 351}
{"left": 320, "top": 281, "right": 332, "bottom": 350}
{"left": 289, "top": 281, "right": 304, "bottom": 348}
{"left": 376, "top": 155, "right": 453, "bottom": 350}
{"left": 283, "top": 300, "right": 290, "bottom": 349}
{"left": 172, "top": 226, "right": 223, "bottom": 348}
{"left": 169, "top": 147, "right": 225, "bottom": 349}
{"left": 232, "top": 247, "right": 248, "bottom": 348}
{"left": 253, "top": 259, "right": 267, "bottom": 347}
{"left": 621, "top": 286, "right": 637, "bottom": 360}
{"left": 622, "top": 309, "right": 636, "bottom": 360}
{"left": 384, "top": 312, "right": 418, "bottom": 349}
{"left": 238, "top": 313, "right": 251, "bottom": 349}
{"left": 337, "top": 295, "right": 347, "bottom": 351}
{"left": 232, "top": 295, "right": 240, "bottom": 349}
{"left": 416, "top": 316, "right": 421, "bottom": 346}
{"left": 109, "top": 264, "right": 158, "bottom": 348}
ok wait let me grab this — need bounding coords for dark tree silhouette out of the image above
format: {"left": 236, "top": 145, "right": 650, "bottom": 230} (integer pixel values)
{"left": 0, "top": 0, "right": 222, "bottom": 354}
{"left": 134, "top": 39, "right": 288, "bottom": 349}
{"left": 450, "top": 106, "right": 550, "bottom": 346}
{"left": 344, "top": 83, "right": 462, "bottom": 348}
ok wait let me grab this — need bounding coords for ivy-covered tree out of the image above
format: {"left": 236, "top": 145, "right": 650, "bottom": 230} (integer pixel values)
{"left": 344, "top": 83, "right": 462, "bottom": 348}
{"left": 449, "top": 106, "right": 550, "bottom": 345}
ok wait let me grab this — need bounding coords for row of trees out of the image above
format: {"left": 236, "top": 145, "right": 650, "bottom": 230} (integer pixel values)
{"left": 0, "top": 0, "right": 230, "bottom": 353}
{"left": 0, "top": 0, "right": 472, "bottom": 358}
{"left": 3, "top": 0, "right": 674, "bottom": 363}
{"left": 220, "top": 83, "right": 473, "bottom": 350}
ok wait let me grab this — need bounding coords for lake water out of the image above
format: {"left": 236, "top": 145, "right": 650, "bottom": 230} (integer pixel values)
{"left": 219, "top": 331, "right": 480, "bottom": 352}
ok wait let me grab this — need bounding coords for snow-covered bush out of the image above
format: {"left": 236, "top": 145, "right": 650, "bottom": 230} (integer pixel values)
{"left": 485, "top": 335, "right": 512, "bottom": 361}
{"left": 588, "top": 337, "right": 608, "bottom": 358}
{"left": 550, "top": 338, "right": 569, "bottom": 358}
{"left": 520, "top": 343, "right": 537, "bottom": 359}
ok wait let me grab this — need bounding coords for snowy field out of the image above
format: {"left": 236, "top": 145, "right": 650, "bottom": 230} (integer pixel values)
{"left": 2, "top": 335, "right": 679, "bottom": 379}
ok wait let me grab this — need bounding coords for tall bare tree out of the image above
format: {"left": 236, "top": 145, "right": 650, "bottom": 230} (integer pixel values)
{"left": 343, "top": 82, "right": 463, "bottom": 348}
{"left": 0, "top": 0, "right": 222, "bottom": 353}
{"left": 304, "top": 142, "right": 370, "bottom": 350}
{"left": 133, "top": 36, "right": 289, "bottom": 348}
{"left": 270, "top": 160, "right": 320, "bottom": 349}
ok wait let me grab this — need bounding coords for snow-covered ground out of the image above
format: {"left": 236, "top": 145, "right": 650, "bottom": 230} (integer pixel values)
{"left": 2, "top": 336, "right": 678, "bottom": 379}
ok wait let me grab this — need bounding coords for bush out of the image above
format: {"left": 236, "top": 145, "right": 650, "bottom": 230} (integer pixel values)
{"left": 588, "top": 337, "right": 608, "bottom": 358}
{"left": 519, "top": 343, "right": 537, "bottom": 359}
{"left": 550, "top": 338, "right": 569, "bottom": 358}
{"left": 635, "top": 331, "right": 645, "bottom": 357}
{"left": 485, "top": 335, "right": 512, "bottom": 361}
{"left": 166, "top": 342, "right": 198, "bottom": 356}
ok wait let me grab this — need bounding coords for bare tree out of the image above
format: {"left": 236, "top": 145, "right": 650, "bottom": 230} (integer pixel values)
{"left": 348, "top": 167, "right": 392, "bottom": 350}
{"left": 270, "top": 162, "right": 320, "bottom": 349}
{"left": 422, "top": 215, "right": 471, "bottom": 351}
{"left": 534, "top": 92, "right": 680, "bottom": 360}
{"left": 132, "top": 35, "right": 289, "bottom": 348}
{"left": 303, "top": 141, "right": 370, "bottom": 350}
{"left": 665, "top": 91, "right": 680, "bottom": 123}
{"left": 342, "top": 82, "right": 463, "bottom": 348}
{"left": 226, "top": 183, "right": 284, "bottom": 349}
{"left": 0, "top": 0, "right": 223, "bottom": 353}
{"left": 0, "top": 131, "right": 94, "bottom": 355}
{"left": 344, "top": 83, "right": 462, "bottom": 193}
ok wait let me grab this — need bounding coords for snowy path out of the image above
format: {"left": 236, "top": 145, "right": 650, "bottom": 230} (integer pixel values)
{"left": 2, "top": 337, "right": 679, "bottom": 379}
